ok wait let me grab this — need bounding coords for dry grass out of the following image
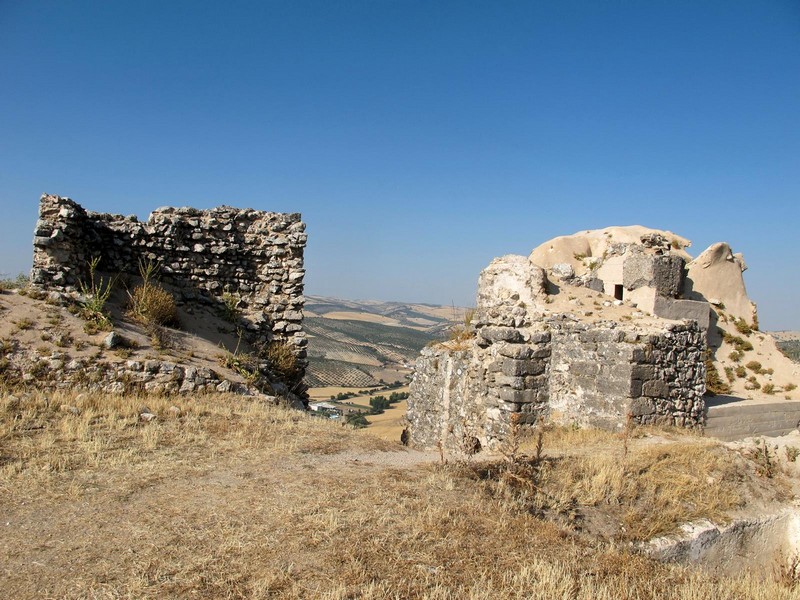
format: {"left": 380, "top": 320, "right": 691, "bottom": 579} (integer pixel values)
{"left": 461, "top": 424, "right": 787, "bottom": 541}
{"left": 263, "top": 339, "right": 301, "bottom": 382}
{"left": 1, "top": 389, "right": 799, "bottom": 599}
{"left": 129, "top": 283, "right": 179, "bottom": 327}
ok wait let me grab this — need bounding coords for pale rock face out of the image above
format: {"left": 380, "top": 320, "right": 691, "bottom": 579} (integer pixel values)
{"left": 529, "top": 225, "right": 691, "bottom": 275}
{"left": 685, "top": 242, "right": 757, "bottom": 324}
{"left": 476, "top": 255, "right": 546, "bottom": 310}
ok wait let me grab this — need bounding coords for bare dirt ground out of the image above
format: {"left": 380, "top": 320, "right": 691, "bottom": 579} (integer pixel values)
{"left": 0, "top": 286, "right": 258, "bottom": 389}
{"left": 3, "top": 389, "right": 800, "bottom": 599}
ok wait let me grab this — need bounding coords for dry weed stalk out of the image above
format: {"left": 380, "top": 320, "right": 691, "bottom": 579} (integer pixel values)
{"left": 775, "top": 552, "right": 800, "bottom": 590}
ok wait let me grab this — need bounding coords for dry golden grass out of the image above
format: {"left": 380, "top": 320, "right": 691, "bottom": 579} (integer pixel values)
{"left": 1, "top": 389, "right": 799, "bottom": 599}
{"left": 464, "top": 423, "right": 789, "bottom": 541}
{"left": 129, "top": 283, "right": 179, "bottom": 326}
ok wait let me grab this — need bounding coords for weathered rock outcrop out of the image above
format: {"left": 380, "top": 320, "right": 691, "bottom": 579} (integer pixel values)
{"left": 685, "top": 242, "right": 756, "bottom": 324}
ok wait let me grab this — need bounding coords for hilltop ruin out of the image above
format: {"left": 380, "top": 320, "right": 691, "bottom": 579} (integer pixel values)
{"left": 7, "top": 194, "right": 308, "bottom": 402}
{"left": 407, "top": 226, "right": 797, "bottom": 450}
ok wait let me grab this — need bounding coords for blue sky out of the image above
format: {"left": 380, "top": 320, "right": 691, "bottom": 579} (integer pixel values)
{"left": 1, "top": 1, "right": 798, "bottom": 329}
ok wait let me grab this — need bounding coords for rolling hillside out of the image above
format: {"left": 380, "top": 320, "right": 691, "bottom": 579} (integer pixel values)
{"left": 303, "top": 296, "right": 466, "bottom": 387}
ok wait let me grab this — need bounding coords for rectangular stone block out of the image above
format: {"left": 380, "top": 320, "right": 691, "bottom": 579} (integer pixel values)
{"left": 569, "top": 362, "right": 600, "bottom": 378}
{"left": 497, "top": 344, "right": 534, "bottom": 359}
{"left": 502, "top": 359, "right": 546, "bottom": 377}
{"left": 642, "top": 379, "right": 670, "bottom": 398}
{"left": 498, "top": 388, "right": 540, "bottom": 404}
{"left": 494, "top": 375, "right": 525, "bottom": 389}
{"left": 631, "top": 364, "right": 655, "bottom": 380}
{"left": 479, "top": 327, "right": 523, "bottom": 344}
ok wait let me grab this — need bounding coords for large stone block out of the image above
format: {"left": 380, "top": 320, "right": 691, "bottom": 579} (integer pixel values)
{"left": 642, "top": 379, "right": 670, "bottom": 398}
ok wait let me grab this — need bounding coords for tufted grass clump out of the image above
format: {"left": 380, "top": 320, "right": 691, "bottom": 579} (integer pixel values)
{"left": 447, "top": 308, "right": 477, "bottom": 349}
{"left": 78, "top": 257, "right": 115, "bottom": 330}
{"left": 262, "top": 340, "right": 301, "bottom": 382}
{"left": 705, "top": 350, "right": 731, "bottom": 395}
{"left": 128, "top": 260, "right": 178, "bottom": 328}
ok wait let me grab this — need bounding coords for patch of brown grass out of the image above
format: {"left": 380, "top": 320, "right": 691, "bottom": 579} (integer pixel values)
{"left": 464, "top": 424, "right": 780, "bottom": 541}
{"left": 129, "top": 283, "right": 179, "bottom": 327}
{"left": 1, "top": 391, "right": 798, "bottom": 599}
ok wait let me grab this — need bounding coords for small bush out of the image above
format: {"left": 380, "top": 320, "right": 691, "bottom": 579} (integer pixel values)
{"left": 733, "top": 318, "right": 752, "bottom": 336}
{"left": 745, "top": 375, "right": 761, "bottom": 390}
{"left": 721, "top": 330, "right": 753, "bottom": 352}
{"left": 345, "top": 412, "right": 369, "bottom": 428}
{"left": 263, "top": 340, "right": 300, "bottom": 382}
{"left": 127, "top": 259, "right": 178, "bottom": 328}
{"left": 735, "top": 366, "right": 747, "bottom": 378}
{"left": 724, "top": 366, "right": 735, "bottom": 383}
{"left": 786, "top": 383, "right": 798, "bottom": 392}
{"left": 745, "top": 360, "right": 762, "bottom": 373}
{"left": 763, "top": 383, "right": 775, "bottom": 395}
{"left": 705, "top": 350, "right": 731, "bottom": 395}
{"left": 0, "top": 272, "right": 29, "bottom": 291}
{"left": 130, "top": 284, "right": 178, "bottom": 327}
{"left": 728, "top": 350, "right": 744, "bottom": 363}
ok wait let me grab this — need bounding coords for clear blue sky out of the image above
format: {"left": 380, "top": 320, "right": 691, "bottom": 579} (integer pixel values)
{"left": 1, "top": 1, "right": 798, "bottom": 329}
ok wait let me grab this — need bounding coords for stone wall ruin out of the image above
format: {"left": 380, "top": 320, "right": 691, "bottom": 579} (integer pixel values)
{"left": 31, "top": 194, "right": 308, "bottom": 377}
{"left": 407, "top": 239, "right": 708, "bottom": 451}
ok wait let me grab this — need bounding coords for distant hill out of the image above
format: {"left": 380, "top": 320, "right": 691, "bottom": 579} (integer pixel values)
{"left": 303, "top": 296, "right": 466, "bottom": 388}
{"left": 772, "top": 331, "right": 800, "bottom": 363}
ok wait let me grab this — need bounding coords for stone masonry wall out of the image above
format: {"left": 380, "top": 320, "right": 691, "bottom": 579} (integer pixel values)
{"left": 549, "top": 320, "right": 706, "bottom": 429}
{"left": 408, "top": 319, "right": 706, "bottom": 451}
{"left": 407, "top": 254, "right": 707, "bottom": 451}
{"left": 30, "top": 194, "right": 307, "bottom": 371}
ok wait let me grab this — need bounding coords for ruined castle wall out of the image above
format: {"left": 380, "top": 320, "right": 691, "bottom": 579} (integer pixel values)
{"left": 547, "top": 323, "right": 636, "bottom": 428}
{"left": 407, "top": 347, "right": 476, "bottom": 450}
{"left": 408, "top": 319, "right": 707, "bottom": 450}
{"left": 548, "top": 321, "right": 706, "bottom": 429}
{"left": 628, "top": 324, "right": 707, "bottom": 427}
{"left": 31, "top": 194, "right": 307, "bottom": 366}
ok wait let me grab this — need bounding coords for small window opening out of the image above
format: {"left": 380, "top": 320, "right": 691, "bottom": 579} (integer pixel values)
{"left": 614, "top": 284, "right": 624, "bottom": 301}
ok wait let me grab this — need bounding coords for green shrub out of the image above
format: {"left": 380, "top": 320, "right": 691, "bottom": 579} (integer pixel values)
{"left": 705, "top": 350, "right": 731, "bottom": 395}
{"left": 745, "top": 361, "right": 762, "bottom": 373}
{"left": 345, "top": 412, "right": 369, "bottom": 428}
{"left": 733, "top": 318, "right": 752, "bottom": 336}
{"left": 735, "top": 366, "right": 747, "bottom": 378}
